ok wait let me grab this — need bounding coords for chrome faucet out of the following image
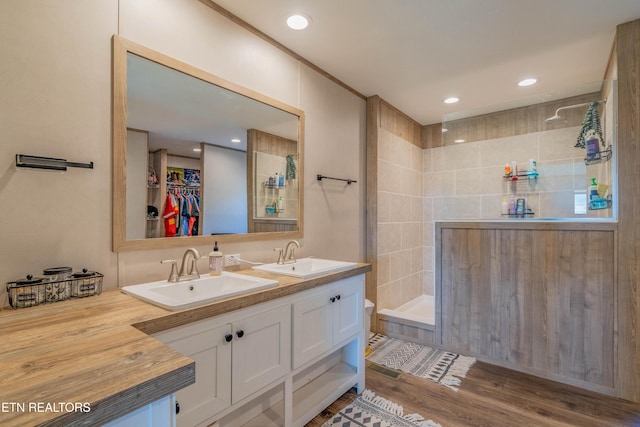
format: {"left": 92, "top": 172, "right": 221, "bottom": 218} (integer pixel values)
{"left": 281, "top": 240, "right": 300, "bottom": 264}
{"left": 161, "top": 248, "right": 201, "bottom": 282}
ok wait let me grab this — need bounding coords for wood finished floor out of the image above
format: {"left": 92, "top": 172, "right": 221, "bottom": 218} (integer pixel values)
{"left": 306, "top": 361, "right": 640, "bottom": 427}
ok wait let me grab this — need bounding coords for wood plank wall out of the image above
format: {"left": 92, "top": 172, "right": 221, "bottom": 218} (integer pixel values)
{"left": 379, "top": 99, "right": 422, "bottom": 147}
{"left": 421, "top": 123, "right": 442, "bottom": 149}
{"left": 365, "top": 97, "right": 380, "bottom": 331}
{"left": 436, "top": 222, "right": 616, "bottom": 394}
{"left": 615, "top": 18, "right": 640, "bottom": 403}
{"left": 427, "top": 92, "right": 602, "bottom": 148}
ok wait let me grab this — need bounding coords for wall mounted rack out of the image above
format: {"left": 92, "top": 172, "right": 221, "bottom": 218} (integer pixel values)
{"left": 503, "top": 170, "right": 538, "bottom": 182}
{"left": 584, "top": 147, "right": 612, "bottom": 165}
{"left": 16, "top": 154, "right": 94, "bottom": 171}
{"left": 317, "top": 174, "right": 357, "bottom": 185}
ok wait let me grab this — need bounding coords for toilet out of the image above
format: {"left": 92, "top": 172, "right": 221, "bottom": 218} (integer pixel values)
{"left": 364, "top": 299, "right": 375, "bottom": 356}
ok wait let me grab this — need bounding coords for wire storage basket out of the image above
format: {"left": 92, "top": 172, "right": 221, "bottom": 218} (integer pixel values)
{"left": 71, "top": 270, "right": 103, "bottom": 298}
{"left": 6, "top": 271, "right": 103, "bottom": 309}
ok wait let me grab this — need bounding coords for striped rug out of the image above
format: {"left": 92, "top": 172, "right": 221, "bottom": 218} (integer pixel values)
{"left": 321, "top": 389, "right": 441, "bottom": 427}
{"left": 367, "top": 334, "right": 476, "bottom": 391}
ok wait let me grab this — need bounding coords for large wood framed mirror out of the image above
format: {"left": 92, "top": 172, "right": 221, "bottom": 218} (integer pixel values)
{"left": 112, "top": 36, "right": 304, "bottom": 251}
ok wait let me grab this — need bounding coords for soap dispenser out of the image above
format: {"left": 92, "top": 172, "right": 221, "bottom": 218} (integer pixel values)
{"left": 209, "top": 241, "right": 223, "bottom": 276}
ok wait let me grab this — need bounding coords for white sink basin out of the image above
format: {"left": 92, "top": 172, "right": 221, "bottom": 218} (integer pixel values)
{"left": 252, "top": 258, "right": 357, "bottom": 278}
{"left": 121, "top": 272, "right": 279, "bottom": 311}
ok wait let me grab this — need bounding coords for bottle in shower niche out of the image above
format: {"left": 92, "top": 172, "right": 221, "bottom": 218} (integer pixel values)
{"left": 589, "top": 178, "right": 599, "bottom": 201}
{"left": 209, "top": 241, "right": 223, "bottom": 276}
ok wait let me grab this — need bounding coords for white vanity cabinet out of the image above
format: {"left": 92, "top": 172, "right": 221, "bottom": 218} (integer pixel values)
{"left": 292, "top": 276, "right": 363, "bottom": 368}
{"left": 103, "top": 395, "right": 175, "bottom": 427}
{"left": 154, "top": 273, "right": 365, "bottom": 427}
{"left": 231, "top": 304, "right": 291, "bottom": 402}
{"left": 154, "top": 304, "right": 291, "bottom": 427}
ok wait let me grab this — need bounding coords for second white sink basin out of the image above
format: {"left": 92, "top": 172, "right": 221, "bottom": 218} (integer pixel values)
{"left": 121, "top": 272, "right": 279, "bottom": 311}
{"left": 252, "top": 258, "right": 357, "bottom": 278}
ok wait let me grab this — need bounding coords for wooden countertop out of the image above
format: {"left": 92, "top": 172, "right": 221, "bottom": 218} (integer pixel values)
{"left": 0, "top": 264, "right": 370, "bottom": 426}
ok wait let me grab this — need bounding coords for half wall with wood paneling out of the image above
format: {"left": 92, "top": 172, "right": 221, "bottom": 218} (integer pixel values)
{"left": 436, "top": 221, "right": 616, "bottom": 395}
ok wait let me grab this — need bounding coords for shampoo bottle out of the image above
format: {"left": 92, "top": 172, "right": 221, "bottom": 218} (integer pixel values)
{"left": 509, "top": 196, "right": 516, "bottom": 215}
{"left": 589, "top": 178, "right": 599, "bottom": 201}
{"left": 279, "top": 172, "right": 285, "bottom": 188}
{"left": 501, "top": 196, "right": 509, "bottom": 215}
{"left": 209, "top": 241, "right": 223, "bottom": 276}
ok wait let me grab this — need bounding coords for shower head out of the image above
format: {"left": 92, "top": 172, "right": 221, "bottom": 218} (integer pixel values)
{"left": 545, "top": 99, "right": 604, "bottom": 125}
{"left": 545, "top": 114, "right": 567, "bottom": 124}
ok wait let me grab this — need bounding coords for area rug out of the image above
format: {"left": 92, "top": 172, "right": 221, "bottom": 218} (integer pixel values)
{"left": 367, "top": 334, "right": 476, "bottom": 391}
{"left": 321, "top": 389, "right": 441, "bottom": 427}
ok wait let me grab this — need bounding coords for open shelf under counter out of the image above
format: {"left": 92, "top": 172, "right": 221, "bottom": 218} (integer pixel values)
{"left": 292, "top": 361, "right": 358, "bottom": 425}
{"left": 233, "top": 343, "right": 360, "bottom": 427}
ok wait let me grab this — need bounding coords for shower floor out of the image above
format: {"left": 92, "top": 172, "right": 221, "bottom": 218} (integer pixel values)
{"left": 378, "top": 294, "right": 435, "bottom": 325}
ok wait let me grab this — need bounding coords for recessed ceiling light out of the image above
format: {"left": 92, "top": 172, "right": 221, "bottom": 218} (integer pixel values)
{"left": 286, "top": 14, "right": 310, "bottom": 30}
{"left": 444, "top": 97, "right": 459, "bottom": 104}
{"left": 454, "top": 139, "right": 465, "bottom": 143}
{"left": 518, "top": 78, "right": 537, "bottom": 87}
{"left": 193, "top": 148, "right": 202, "bottom": 152}
{"left": 231, "top": 138, "right": 241, "bottom": 144}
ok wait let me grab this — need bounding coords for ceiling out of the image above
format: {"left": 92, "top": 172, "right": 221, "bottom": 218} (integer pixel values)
{"left": 127, "top": 52, "right": 299, "bottom": 157}
{"left": 211, "top": 0, "right": 640, "bottom": 125}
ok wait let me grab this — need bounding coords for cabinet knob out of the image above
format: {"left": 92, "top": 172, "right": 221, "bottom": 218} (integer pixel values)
{"left": 335, "top": 294, "right": 341, "bottom": 301}
{"left": 236, "top": 330, "right": 244, "bottom": 338}
{"left": 175, "top": 400, "right": 180, "bottom": 414}
{"left": 329, "top": 297, "right": 336, "bottom": 303}
{"left": 225, "top": 333, "right": 233, "bottom": 343}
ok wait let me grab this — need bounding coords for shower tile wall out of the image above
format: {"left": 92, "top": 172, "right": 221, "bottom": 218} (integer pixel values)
{"left": 377, "top": 121, "right": 612, "bottom": 311}
{"left": 424, "top": 126, "right": 593, "bottom": 218}
{"left": 377, "top": 128, "right": 424, "bottom": 310}
{"left": 421, "top": 125, "right": 606, "bottom": 300}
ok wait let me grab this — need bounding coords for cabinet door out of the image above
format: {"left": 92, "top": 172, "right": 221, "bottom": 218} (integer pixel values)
{"left": 103, "top": 395, "right": 174, "bottom": 427}
{"left": 156, "top": 323, "right": 232, "bottom": 427}
{"left": 332, "top": 277, "right": 363, "bottom": 344}
{"left": 231, "top": 304, "right": 291, "bottom": 403}
{"left": 292, "top": 289, "right": 332, "bottom": 369}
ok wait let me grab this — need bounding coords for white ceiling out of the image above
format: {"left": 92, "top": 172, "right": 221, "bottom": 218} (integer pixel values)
{"left": 211, "top": 0, "right": 640, "bottom": 125}
{"left": 127, "top": 53, "right": 299, "bottom": 157}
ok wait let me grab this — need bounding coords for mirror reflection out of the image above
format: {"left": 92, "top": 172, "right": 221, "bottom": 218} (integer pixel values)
{"left": 113, "top": 36, "right": 303, "bottom": 251}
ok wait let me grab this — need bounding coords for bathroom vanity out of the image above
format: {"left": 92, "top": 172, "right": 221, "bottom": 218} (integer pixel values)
{"left": 0, "top": 263, "right": 370, "bottom": 426}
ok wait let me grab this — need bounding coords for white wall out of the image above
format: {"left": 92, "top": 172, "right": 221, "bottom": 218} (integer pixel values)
{"left": 126, "top": 130, "right": 148, "bottom": 240}
{"left": 0, "top": 0, "right": 366, "bottom": 305}
{"left": 202, "top": 145, "right": 247, "bottom": 235}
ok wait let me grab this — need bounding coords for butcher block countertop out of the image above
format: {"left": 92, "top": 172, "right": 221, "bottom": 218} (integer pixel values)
{"left": 0, "top": 264, "right": 371, "bottom": 427}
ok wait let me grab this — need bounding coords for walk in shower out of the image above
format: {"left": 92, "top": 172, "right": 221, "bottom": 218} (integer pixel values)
{"left": 371, "top": 82, "right": 616, "bottom": 346}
